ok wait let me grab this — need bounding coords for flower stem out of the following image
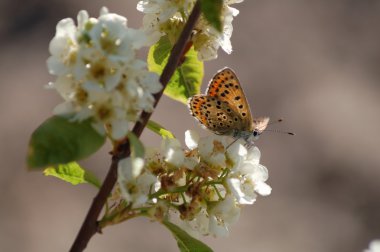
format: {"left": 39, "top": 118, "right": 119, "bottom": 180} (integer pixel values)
{"left": 69, "top": 2, "right": 202, "bottom": 251}
{"left": 149, "top": 185, "right": 189, "bottom": 199}
{"left": 99, "top": 206, "right": 150, "bottom": 229}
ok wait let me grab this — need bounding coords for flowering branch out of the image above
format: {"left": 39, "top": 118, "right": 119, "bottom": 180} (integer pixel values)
{"left": 69, "top": 2, "right": 201, "bottom": 251}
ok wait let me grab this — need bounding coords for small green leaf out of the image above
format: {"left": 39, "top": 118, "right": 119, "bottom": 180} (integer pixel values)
{"left": 127, "top": 132, "right": 145, "bottom": 158}
{"left": 163, "top": 220, "right": 213, "bottom": 252}
{"left": 44, "top": 162, "right": 101, "bottom": 188}
{"left": 147, "top": 120, "right": 175, "bottom": 139}
{"left": 200, "top": 0, "right": 223, "bottom": 32}
{"left": 148, "top": 35, "right": 204, "bottom": 104}
{"left": 152, "top": 35, "right": 173, "bottom": 66}
{"left": 27, "top": 115, "right": 106, "bottom": 169}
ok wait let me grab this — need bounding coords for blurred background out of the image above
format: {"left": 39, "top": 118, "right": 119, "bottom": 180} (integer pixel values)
{"left": 1, "top": 1, "right": 380, "bottom": 251}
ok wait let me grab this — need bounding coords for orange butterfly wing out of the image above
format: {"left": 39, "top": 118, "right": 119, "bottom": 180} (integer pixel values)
{"left": 188, "top": 95, "right": 244, "bottom": 135}
{"left": 206, "top": 68, "right": 253, "bottom": 131}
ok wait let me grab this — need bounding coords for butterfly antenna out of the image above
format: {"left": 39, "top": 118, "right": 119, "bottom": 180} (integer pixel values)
{"left": 264, "top": 129, "right": 295, "bottom": 135}
{"left": 267, "top": 118, "right": 284, "bottom": 126}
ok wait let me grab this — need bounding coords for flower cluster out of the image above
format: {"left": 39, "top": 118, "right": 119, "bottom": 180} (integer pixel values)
{"left": 116, "top": 130, "right": 270, "bottom": 237}
{"left": 137, "top": 0, "right": 244, "bottom": 61}
{"left": 47, "top": 7, "right": 161, "bottom": 139}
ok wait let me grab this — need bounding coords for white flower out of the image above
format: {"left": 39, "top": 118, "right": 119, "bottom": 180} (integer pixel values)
{"left": 208, "top": 194, "right": 241, "bottom": 237}
{"left": 183, "top": 130, "right": 201, "bottom": 170}
{"left": 118, "top": 157, "right": 159, "bottom": 207}
{"left": 185, "top": 130, "right": 227, "bottom": 166}
{"left": 179, "top": 195, "right": 240, "bottom": 237}
{"left": 226, "top": 143, "right": 271, "bottom": 204}
{"left": 365, "top": 240, "right": 380, "bottom": 252}
{"left": 47, "top": 7, "right": 162, "bottom": 139}
{"left": 192, "top": 0, "right": 241, "bottom": 61}
{"left": 197, "top": 134, "right": 228, "bottom": 167}
{"left": 162, "top": 138, "right": 185, "bottom": 167}
{"left": 227, "top": 177, "right": 255, "bottom": 204}
{"left": 180, "top": 206, "right": 210, "bottom": 237}
{"left": 185, "top": 130, "right": 199, "bottom": 150}
{"left": 136, "top": 0, "right": 243, "bottom": 61}
{"left": 137, "top": 0, "right": 192, "bottom": 23}
{"left": 118, "top": 157, "right": 144, "bottom": 180}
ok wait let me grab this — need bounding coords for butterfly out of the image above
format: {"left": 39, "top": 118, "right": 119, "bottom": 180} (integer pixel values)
{"left": 188, "top": 67, "right": 269, "bottom": 146}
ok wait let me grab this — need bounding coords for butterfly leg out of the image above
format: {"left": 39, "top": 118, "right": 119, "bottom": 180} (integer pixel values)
{"left": 226, "top": 129, "right": 244, "bottom": 149}
{"left": 244, "top": 139, "right": 255, "bottom": 149}
{"left": 242, "top": 132, "right": 256, "bottom": 149}
{"left": 226, "top": 137, "right": 239, "bottom": 150}
{"left": 226, "top": 136, "right": 255, "bottom": 150}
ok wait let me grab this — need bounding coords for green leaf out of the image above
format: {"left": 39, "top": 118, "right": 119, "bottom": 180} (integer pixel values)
{"left": 27, "top": 115, "right": 106, "bottom": 169}
{"left": 148, "top": 35, "right": 204, "bottom": 104}
{"left": 147, "top": 120, "right": 175, "bottom": 139}
{"left": 200, "top": 0, "right": 223, "bottom": 32}
{"left": 127, "top": 132, "right": 145, "bottom": 158}
{"left": 43, "top": 162, "right": 101, "bottom": 188}
{"left": 163, "top": 220, "right": 213, "bottom": 252}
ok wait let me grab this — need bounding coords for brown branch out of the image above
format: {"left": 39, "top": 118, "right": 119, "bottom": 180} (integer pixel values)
{"left": 69, "top": 2, "right": 201, "bottom": 251}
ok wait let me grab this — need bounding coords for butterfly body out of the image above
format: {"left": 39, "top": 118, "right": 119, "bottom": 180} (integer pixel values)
{"left": 189, "top": 67, "right": 269, "bottom": 145}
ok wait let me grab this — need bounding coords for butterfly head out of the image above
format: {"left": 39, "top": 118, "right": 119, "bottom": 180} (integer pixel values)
{"left": 251, "top": 117, "right": 270, "bottom": 139}
{"left": 252, "top": 129, "right": 260, "bottom": 138}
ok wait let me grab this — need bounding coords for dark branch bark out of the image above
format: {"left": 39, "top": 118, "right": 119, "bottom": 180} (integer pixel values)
{"left": 70, "top": 2, "right": 201, "bottom": 251}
